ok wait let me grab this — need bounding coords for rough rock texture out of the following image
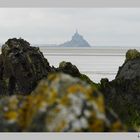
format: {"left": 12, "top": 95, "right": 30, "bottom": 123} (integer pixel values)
{"left": 0, "top": 73, "right": 125, "bottom": 132}
{"left": 58, "top": 61, "right": 81, "bottom": 77}
{"left": 0, "top": 38, "right": 131, "bottom": 132}
{"left": 58, "top": 61, "right": 99, "bottom": 88}
{"left": 0, "top": 38, "right": 52, "bottom": 95}
{"left": 100, "top": 49, "right": 140, "bottom": 129}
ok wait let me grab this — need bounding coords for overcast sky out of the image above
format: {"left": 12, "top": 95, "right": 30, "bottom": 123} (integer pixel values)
{"left": 0, "top": 8, "right": 140, "bottom": 46}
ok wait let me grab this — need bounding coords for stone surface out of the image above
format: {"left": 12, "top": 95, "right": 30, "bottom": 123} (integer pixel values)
{"left": 0, "top": 38, "right": 52, "bottom": 95}
{"left": 58, "top": 61, "right": 99, "bottom": 87}
{"left": 0, "top": 73, "right": 125, "bottom": 132}
{"left": 58, "top": 61, "right": 81, "bottom": 77}
{"left": 100, "top": 49, "right": 140, "bottom": 129}
{"left": 0, "top": 38, "right": 134, "bottom": 132}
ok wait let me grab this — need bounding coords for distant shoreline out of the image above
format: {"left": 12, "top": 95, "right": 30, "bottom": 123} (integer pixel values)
{"left": 39, "top": 47, "right": 140, "bottom": 56}
{"left": 1, "top": 46, "right": 140, "bottom": 56}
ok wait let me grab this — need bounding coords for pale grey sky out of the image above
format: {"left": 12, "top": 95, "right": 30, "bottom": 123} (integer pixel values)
{"left": 0, "top": 8, "right": 140, "bottom": 46}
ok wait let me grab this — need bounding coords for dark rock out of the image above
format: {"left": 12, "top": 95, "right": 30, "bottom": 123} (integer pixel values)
{"left": 0, "top": 38, "right": 52, "bottom": 95}
{"left": 100, "top": 49, "right": 140, "bottom": 129}
{"left": 58, "top": 61, "right": 99, "bottom": 88}
{"left": 58, "top": 61, "right": 81, "bottom": 77}
{"left": 0, "top": 38, "right": 129, "bottom": 131}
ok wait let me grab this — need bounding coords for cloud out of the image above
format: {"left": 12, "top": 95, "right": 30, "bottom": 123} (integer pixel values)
{"left": 0, "top": 8, "right": 140, "bottom": 46}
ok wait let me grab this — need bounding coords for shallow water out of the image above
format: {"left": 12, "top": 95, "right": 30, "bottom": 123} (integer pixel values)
{"left": 41, "top": 47, "right": 127, "bottom": 83}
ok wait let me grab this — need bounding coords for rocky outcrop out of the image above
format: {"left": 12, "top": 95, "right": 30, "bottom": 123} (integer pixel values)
{"left": 0, "top": 38, "right": 53, "bottom": 95}
{"left": 0, "top": 73, "right": 125, "bottom": 132}
{"left": 0, "top": 38, "right": 133, "bottom": 132}
{"left": 58, "top": 61, "right": 81, "bottom": 77}
{"left": 58, "top": 61, "right": 99, "bottom": 88}
{"left": 100, "top": 49, "right": 140, "bottom": 129}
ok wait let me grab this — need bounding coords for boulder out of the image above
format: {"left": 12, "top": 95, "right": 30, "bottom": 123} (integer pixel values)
{"left": 0, "top": 73, "right": 125, "bottom": 132}
{"left": 58, "top": 61, "right": 99, "bottom": 87}
{"left": 100, "top": 49, "right": 140, "bottom": 129}
{"left": 0, "top": 38, "right": 52, "bottom": 95}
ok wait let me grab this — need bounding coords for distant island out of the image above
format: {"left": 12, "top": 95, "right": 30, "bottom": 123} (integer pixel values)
{"left": 0, "top": 31, "right": 91, "bottom": 48}
{"left": 39, "top": 30, "right": 91, "bottom": 47}
{"left": 58, "top": 30, "right": 91, "bottom": 47}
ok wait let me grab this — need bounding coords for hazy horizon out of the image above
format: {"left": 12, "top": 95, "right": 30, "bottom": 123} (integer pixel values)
{"left": 1, "top": 8, "right": 140, "bottom": 47}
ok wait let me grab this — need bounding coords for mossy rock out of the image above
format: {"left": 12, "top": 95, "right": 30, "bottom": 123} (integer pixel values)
{"left": 0, "top": 38, "right": 53, "bottom": 95}
{"left": 125, "top": 49, "right": 140, "bottom": 62}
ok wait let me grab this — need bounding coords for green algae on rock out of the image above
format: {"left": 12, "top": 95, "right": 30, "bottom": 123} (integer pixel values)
{"left": 0, "top": 73, "right": 124, "bottom": 132}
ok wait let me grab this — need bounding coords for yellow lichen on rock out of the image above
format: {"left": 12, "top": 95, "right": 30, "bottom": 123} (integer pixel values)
{"left": 0, "top": 73, "right": 125, "bottom": 132}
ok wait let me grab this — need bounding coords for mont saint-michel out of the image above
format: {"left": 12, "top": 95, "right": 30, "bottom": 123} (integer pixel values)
{"left": 44, "top": 31, "right": 91, "bottom": 47}
{"left": 58, "top": 30, "right": 91, "bottom": 47}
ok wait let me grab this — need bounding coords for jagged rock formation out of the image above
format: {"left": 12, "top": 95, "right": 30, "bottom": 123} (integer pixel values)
{"left": 100, "top": 49, "right": 140, "bottom": 129}
{"left": 0, "top": 38, "right": 135, "bottom": 132}
{"left": 0, "top": 73, "right": 125, "bottom": 132}
{"left": 58, "top": 31, "right": 91, "bottom": 47}
{"left": 0, "top": 38, "right": 52, "bottom": 95}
